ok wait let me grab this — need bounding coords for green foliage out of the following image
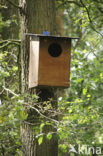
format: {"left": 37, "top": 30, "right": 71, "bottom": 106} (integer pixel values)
{"left": 0, "top": 14, "right": 22, "bottom": 154}
{"left": 38, "top": 135, "right": 43, "bottom": 145}
{"left": 0, "top": 96, "right": 25, "bottom": 155}
{"left": 46, "top": 132, "right": 52, "bottom": 140}
{"left": 56, "top": 1, "right": 103, "bottom": 155}
{"left": 58, "top": 46, "right": 103, "bottom": 154}
{"left": 0, "top": 43, "right": 26, "bottom": 155}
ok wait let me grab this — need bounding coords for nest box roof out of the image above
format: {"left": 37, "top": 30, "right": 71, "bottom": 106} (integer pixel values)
{"left": 26, "top": 33, "right": 79, "bottom": 40}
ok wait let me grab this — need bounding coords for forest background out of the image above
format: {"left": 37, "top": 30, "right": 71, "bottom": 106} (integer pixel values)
{"left": 0, "top": 0, "right": 103, "bottom": 155}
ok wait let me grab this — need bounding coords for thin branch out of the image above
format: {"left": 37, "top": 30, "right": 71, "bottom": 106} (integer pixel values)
{"left": 3, "top": 87, "right": 19, "bottom": 97}
{"left": 57, "top": 0, "right": 82, "bottom": 8}
{"left": 0, "top": 40, "right": 21, "bottom": 49}
{"left": 6, "top": 0, "right": 20, "bottom": 8}
{"left": 23, "top": 121, "right": 40, "bottom": 126}
{"left": 93, "top": 0, "right": 103, "bottom": 4}
{"left": 29, "top": 105, "right": 59, "bottom": 125}
{"left": 97, "top": 6, "right": 103, "bottom": 14}
{"left": 0, "top": 89, "right": 4, "bottom": 95}
{"left": 80, "top": 0, "right": 103, "bottom": 37}
{"left": 0, "top": 39, "right": 21, "bottom": 44}
{"left": 0, "top": 41, "right": 11, "bottom": 49}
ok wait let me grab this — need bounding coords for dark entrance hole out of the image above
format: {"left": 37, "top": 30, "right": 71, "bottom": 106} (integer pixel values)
{"left": 48, "top": 43, "right": 62, "bottom": 57}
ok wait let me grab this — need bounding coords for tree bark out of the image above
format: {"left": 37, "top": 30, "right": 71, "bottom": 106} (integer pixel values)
{"left": 19, "top": 0, "right": 58, "bottom": 155}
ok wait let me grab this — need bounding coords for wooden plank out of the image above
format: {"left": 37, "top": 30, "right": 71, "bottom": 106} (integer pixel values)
{"left": 29, "top": 39, "right": 39, "bottom": 88}
{"left": 38, "top": 38, "right": 71, "bottom": 87}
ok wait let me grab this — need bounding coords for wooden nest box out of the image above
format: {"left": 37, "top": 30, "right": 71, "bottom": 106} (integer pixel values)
{"left": 27, "top": 34, "right": 77, "bottom": 88}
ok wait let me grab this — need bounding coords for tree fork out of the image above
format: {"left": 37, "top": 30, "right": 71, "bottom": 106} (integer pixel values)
{"left": 19, "top": 0, "right": 58, "bottom": 155}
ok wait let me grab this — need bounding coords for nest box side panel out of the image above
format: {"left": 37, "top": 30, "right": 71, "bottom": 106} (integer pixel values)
{"left": 38, "top": 38, "right": 71, "bottom": 87}
{"left": 29, "top": 40, "right": 40, "bottom": 88}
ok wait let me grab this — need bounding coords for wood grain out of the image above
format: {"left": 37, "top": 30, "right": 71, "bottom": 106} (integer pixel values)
{"left": 29, "top": 39, "right": 40, "bottom": 88}
{"left": 29, "top": 37, "right": 71, "bottom": 88}
{"left": 38, "top": 38, "right": 71, "bottom": 87}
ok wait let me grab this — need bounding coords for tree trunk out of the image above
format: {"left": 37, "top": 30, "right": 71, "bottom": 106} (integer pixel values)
{"left": 56, "top": 8, "right": 64, "bottom": 36}
{"left": 19, "top": 0, "right": 58, "bottom": 155}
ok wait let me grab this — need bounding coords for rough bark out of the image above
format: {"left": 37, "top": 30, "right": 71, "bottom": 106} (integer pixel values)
{"left": 56, "top": 8, "right": 64, "bottom": 36}
{"left": 19, "top": 0, "right": 58, "bottom": 155}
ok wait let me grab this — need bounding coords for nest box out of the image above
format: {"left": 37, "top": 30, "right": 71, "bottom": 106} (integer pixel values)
{"left": 27, "top": 34, "right": 77, "bottom": 88}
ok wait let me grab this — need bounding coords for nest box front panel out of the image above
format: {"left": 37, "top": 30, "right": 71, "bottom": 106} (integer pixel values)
{"left": 38, "top": 38, "right": 71, "bottom": 87}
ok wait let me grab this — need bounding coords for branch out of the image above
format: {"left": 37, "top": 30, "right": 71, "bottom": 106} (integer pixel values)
{"left": 0, "top": 40, "right": 21, "bottom": 49}
{"left": 6, "top": 0, "right": 20, "bottom": 8}
{"left": 3, "top": 87, "right": 19, "bottom": 97}
{"left": 23, "top": 121, "right": 40, "bottom": 126}
{"left": 0, "top": 39, "right": 21, "bottom": 44}
{"left": 93, "top": 0, "right": 103, "bottom": 4}
{"left": 29, "top": 105, "right": 59, "bottom": 125}
{"left": 80, "top": 0, "right": 103, "bottom": 37}
{"left": 0, "top": 89, "right": 4, "bottom": 95}
{"left": 6, "top": 0, "right": 25, "bottom": 15}
{"left": 57, "top": 0, "right": 82, "bottom": 8}
{"left": 0, "top": 41, "right": 11, "bottom": 49}
{"left": 97, "top": 6, "right": 103, "bottom": 14}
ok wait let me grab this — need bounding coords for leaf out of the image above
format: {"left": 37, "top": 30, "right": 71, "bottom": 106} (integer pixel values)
{"left": 69, "top": 109, "right": 72, "bottom": 113}
{"left": 12, "top": 66, "right": 18, "bottom": 71}
{"left": 40, "top": 123, "right": 45, "bottom": 131}
{"left": 87, "top": 94, "right": 91, "bottom": 98}
{"left": 76, "top": 78, "right": 84, "bottom": 83}
{"left": 83, "top": 88, "right": 87, "bottom": 95}
{"left": 46, "top": 133, "right": 52, "bottom": 140}
{"left": 100, "top": 73, "right": 103, "bottom": 80}
{"left": 38, "top": 136, "right": 43, "bottom": 145}
{"left": 32, "top": 94, "right": 37, "bottom": 99}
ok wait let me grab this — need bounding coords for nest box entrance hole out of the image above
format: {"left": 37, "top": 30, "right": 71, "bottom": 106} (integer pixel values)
{"left": 48, "top": 43, "right": 62, "bottom": 57}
